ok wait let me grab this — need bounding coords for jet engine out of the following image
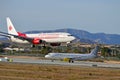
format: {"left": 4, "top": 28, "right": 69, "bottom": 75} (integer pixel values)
{"left": 32, "top": 38, "right": 43, "bottom": 44}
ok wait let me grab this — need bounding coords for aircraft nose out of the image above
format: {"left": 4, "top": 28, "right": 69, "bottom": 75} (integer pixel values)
{"left": 73, "top": 36, "right": 76, "bottom": 40}
{"left": 71, "top": 36, "right": 76, "bottom": 40}
{"left": 45, "top": 55, "right": 50, "bottom": 58}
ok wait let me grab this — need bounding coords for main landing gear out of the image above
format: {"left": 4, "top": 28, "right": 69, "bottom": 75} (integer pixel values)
{"left": 69, "top": 59, "right": 74, "bottom": 63}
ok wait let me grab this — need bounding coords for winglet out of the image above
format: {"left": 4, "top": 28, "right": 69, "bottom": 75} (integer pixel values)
{"left": 7, "top": 17, "right": 18, "bottom": 35}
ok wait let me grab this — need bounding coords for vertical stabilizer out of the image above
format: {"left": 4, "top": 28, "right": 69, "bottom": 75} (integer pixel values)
{"left": 7, "top": 17, "right": 18, "bottom": 35}
{"left": 90, "top": 46, "right": 99, "bottom": 55}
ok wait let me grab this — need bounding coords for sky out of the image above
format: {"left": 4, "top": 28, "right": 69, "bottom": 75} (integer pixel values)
{"left": 0, "top": 0, "right": 120, "bottom": 34}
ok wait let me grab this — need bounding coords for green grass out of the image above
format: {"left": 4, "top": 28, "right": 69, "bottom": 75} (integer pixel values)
{"left": 0, "top": 62, "right": 120, "bottom": 80}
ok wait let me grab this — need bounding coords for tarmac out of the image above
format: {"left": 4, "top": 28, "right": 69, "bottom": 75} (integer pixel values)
{"left": 0, "top": 56, "right": 120, "bottom": 69}
{"left": 11, "top": 58, "right": 120, "bottom": 68}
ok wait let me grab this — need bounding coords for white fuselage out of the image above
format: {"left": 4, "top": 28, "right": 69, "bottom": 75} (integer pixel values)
{"left": 45, "top": 53, "right": 97, "bottom": 60}
{"left": 9, "top": 32, "right": 75, "bottom": 44}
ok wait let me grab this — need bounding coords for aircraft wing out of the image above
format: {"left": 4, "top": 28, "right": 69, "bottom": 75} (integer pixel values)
{"left": 0, "top": 31, "right": 46, "bottom": 44}
{"left": 0, "top": 31, "right": 30, "bottom": 40}
{"left": 66, "top": 57, "right": 82, "bottom": 60}
{"left": 0, "top": 33, "right": 11, "bottom": 38}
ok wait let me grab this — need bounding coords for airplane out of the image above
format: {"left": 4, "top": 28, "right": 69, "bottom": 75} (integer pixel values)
{"left": 0, "top": 17, "right": 75, "bottom": 47}
{"left": 45, "top": 46, "right": 99, "bottom": 63}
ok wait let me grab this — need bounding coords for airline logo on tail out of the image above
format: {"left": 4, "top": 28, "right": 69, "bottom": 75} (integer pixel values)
{"left": 9, "top": 26, "right": 12, "bottom": 31}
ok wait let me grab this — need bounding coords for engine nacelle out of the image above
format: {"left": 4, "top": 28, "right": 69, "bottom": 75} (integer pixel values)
{"left": 32, "top": 38, "right": 43, "bottom": 44}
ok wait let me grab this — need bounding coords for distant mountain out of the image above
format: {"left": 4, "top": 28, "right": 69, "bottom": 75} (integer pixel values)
{"left": 25, "top": 28, "right": 120, "bottom": 44}
{"left": 0, "top": 29, "right": 119, "bottom": 44}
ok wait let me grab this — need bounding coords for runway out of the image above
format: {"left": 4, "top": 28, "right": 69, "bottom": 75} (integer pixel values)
{"left": 10, "top": 58, "right": 120, "bottom": 68}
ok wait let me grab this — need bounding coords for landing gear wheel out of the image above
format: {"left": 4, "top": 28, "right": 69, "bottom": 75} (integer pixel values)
{"left": 31, "top": 45, "right": 35, "bottom": 48}
{"left": 69, "top": 59, "right": 74, "bottom": 63}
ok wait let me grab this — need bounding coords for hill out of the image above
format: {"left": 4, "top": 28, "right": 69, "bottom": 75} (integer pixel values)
{"left": 25, "top": 28, "right": 120, "bottom": 44}
{"left": 0, "top": 29, "right": 120, "bottom": 44}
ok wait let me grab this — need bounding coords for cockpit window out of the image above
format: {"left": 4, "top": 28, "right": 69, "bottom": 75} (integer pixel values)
{"left": 68, "top": 35, "right": 73, "bottom": 36}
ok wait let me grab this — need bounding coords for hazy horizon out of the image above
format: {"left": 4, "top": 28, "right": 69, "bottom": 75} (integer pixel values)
{"left": 0, "top": 0, "right": 120, "bottom": 34}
